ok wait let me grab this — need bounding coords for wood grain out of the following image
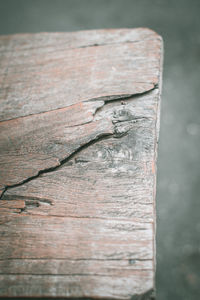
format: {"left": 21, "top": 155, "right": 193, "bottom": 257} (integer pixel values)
{"left": 0, "top": 28, "right": 163, "bottom": 299}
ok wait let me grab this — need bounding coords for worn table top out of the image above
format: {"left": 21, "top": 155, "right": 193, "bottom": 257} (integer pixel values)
{"left": 0, "top": 28, "right": 163, "bottom": 299}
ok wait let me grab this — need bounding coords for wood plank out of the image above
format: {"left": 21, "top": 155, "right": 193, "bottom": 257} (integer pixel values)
{"left": 0, "top": 28, "right": 163, "bottom": 299}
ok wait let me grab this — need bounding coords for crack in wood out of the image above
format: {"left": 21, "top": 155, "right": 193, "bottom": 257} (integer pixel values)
{"left": 0, "top": 132, "right": 112, "bottom": 200}
{"left": 0, "top": 87, "right": 156, "bottom": 124}
{"left": 0, "top": 87, "right": 156, "bottom": 201}
{"left": 0, "top": 257, "right": 152, "bottom": 261}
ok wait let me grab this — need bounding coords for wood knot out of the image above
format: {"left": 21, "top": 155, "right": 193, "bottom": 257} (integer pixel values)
{"left": 112, "top": 108, "right": 134, "bottom": 124}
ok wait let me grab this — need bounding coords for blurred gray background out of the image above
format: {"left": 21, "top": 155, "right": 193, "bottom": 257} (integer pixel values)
{"left": 0, "top": 0, "right": 199, "bottom": 299}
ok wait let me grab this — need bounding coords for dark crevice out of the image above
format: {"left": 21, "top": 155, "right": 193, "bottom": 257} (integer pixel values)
{"left": 92, "top": 86, "right": 157, "bottom": 118}
{"left": 0, "top": 85, "right": 157, "bottom": 200}
{"left": 0, "top": 33, "right": 161, "bottom": 54}
{"left": 0, "top": 85, "right": 156, "bottom": 123}
{"left": 87, "top": 85, "right": 157, "bottom": 105}
{"left": 0, "top": 257, "right": 152, "bottom": 261}
{"left": 77, "top": 35, "right": 162, "bottom": 49}
{"left": 3, "top": 194, "right": 53, "bottom": 205}
{"left": 0, "top": 132, "right": 113, "bottom": 200}
{"left": 64, "top": 36, "right": 161, "bottom": 50}
{"left": 20, "top": 198, "right": 53, "bottom": 213}
{"left": 0, "top": 188, "right": 7, "bottom": 200}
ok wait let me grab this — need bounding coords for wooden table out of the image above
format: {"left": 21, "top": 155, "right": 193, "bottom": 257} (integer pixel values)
{"left": 0, "top": 28, "right": 163, "bottom": 299}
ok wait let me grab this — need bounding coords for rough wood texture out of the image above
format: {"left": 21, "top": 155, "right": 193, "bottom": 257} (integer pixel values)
{"left": 0, "top": 28, "right": 163, "bottom": 299}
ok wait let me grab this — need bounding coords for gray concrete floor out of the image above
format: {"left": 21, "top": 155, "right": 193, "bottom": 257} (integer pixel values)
{"left": 0, "top": 0, "right": 199, "bottom": 299}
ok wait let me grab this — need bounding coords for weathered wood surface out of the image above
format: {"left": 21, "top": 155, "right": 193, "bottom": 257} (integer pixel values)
{"left": 0, "top": 28, "right": 163, "bottom": 299}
